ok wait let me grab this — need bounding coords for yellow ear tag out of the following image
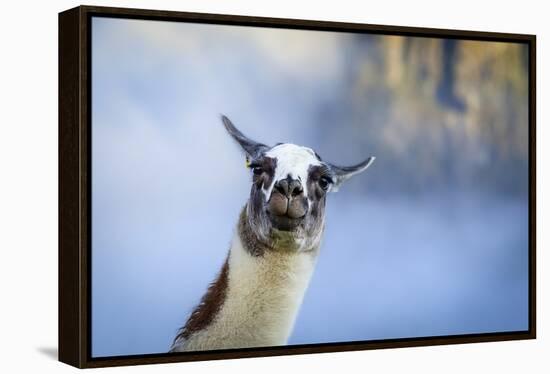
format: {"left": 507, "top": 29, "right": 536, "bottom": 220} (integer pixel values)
{"left": 245, "top": 157, "right": 251, "bottom": 168}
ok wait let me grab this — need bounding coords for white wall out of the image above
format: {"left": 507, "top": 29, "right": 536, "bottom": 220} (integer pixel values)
{"left": 0, "top": 0, "right": 546, "bottom": 373}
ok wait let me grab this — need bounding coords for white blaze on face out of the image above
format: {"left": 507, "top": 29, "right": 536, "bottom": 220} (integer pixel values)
{"left": 264, "top": 143, "right": 322, "bottom": 199}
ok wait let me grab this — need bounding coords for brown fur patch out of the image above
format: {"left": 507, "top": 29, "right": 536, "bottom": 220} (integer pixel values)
{"left": 172, "top": 256, "right": 229, "bottom": 345}
{"left": 251, "top": 156, "right": 277, "bottom": 189}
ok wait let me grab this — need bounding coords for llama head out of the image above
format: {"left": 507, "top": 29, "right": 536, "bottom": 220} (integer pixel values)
{"left": 222, "top": 115, "right": 375, "bottom": 252}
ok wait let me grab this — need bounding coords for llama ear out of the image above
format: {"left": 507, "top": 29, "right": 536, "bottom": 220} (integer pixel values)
{"left": 327, "top": 156, "right": 375, "bottom": 192}
{"left": 221, "top": 115, "right": 269, "bottom": 159}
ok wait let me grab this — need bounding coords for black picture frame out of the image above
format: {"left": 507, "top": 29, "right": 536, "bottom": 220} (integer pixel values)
{"left": 59, "top": 5, "right": 536, "bottom": 368}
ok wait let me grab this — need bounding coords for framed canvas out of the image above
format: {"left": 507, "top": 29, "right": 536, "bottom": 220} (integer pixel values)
{"left": 58, "top": 5, "right": 536, "bottom": 368}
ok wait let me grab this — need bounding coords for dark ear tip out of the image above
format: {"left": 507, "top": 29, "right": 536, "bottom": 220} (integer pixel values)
{"left": 221, "top": 115, "right": 235, "bottom": 133}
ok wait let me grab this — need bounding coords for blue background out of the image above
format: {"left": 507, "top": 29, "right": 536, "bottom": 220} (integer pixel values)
{"left": 91, "top": 17, "right": 529, "bottom": 357}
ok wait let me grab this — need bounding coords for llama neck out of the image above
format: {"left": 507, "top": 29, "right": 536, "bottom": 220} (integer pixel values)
{"left": 172, "top": 211, "right": 320, "bottom": 352}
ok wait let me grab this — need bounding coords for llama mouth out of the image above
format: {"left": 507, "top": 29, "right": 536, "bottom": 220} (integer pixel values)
{"left": 267, "top": 212, "right": 304, "bottom": 231}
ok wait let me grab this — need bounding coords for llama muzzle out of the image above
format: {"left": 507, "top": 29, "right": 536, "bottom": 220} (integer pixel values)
{"left": 266, "top": 179, "right": 308, "bottom": 231}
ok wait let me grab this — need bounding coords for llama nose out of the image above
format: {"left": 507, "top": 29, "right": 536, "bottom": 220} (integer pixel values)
{"left": 274, "top": 177, "right": 303, "bottom": 198}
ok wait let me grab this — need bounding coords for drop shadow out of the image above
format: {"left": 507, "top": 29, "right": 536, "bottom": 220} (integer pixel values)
{"left": 37, "top": 346, "right": 58, "bottom": 360}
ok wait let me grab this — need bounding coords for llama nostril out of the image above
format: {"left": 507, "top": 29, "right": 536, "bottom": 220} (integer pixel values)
{"left": 289, "top": 179, "right": 303, "bottom": 197}
{"left": 274, "top": 179, "right": 289, "bottom": 197}
{"left": 291, "top": 185, "right": 303, "bottom": 197}
{"left": 275, "top": 178, "right": 303, "bottom": 198}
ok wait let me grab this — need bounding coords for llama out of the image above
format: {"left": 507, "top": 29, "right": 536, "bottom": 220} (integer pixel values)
{"left": 170, "top": 115, "right": 374, "bottom": 352}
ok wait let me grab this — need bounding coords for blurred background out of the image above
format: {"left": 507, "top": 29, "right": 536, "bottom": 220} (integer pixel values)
{"left": 91, "top": 17, "right": 529, "bottom": 357}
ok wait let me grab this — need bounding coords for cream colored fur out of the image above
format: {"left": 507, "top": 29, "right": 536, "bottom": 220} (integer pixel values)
{"left": 171, "top": 230, "right": 319, "bottom": 351}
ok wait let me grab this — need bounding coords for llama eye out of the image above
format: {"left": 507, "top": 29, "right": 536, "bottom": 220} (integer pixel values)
{"left": 319, "top": 177, "right": 331, "bottom": 190}
{"left": 252, "top": 166, "right": 263, "bottom": 175}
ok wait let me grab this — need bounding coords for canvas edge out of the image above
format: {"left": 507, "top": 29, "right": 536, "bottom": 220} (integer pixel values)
{"left": 59, "top": 5, "right": 90, "bottom": 369}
